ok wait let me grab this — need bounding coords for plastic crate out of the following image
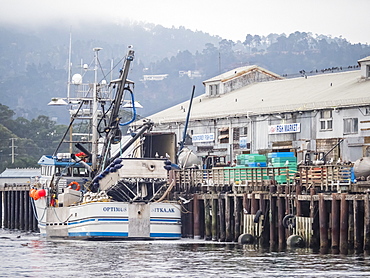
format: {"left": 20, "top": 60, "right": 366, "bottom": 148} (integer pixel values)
{"left": 271, "top": 157, "right": 297, "bottom": 163}
{"left": 247, "top": 162, "right": 267, "bottom": 167}
{"left": 268, "top": 152, "right": 295, "bottom": 158}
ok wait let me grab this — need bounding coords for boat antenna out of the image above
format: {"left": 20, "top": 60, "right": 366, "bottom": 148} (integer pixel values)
{"left": 91, "top": 47, "right": 102, "bottom": 170}
{"left": 67, "top": 30, "right": 72, "bottom": 103}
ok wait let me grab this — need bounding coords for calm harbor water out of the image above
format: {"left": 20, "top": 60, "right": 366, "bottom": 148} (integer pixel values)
{"left": 1, "top": 229, "right": 370, "bottom": 277}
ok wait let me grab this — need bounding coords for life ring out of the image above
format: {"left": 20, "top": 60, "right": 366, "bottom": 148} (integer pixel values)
{"left": 283, "top": 214, "right": 295, "bottom": 228}
{"left": 68, "top": 181, "right": 80, "bottom": 191}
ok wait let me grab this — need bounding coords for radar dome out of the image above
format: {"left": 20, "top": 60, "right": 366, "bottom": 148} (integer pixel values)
{"left": 71, "top": 74, "right": 82, "bottom": 85}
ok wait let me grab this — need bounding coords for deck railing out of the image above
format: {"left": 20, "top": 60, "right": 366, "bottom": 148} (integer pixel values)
{"left": 173, "top": 165, "right": 354, "bottom": 194}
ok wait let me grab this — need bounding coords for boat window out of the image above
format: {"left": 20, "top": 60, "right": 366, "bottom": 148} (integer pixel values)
{"left": 73, "top": 168, "right": 87, "bottom": 177}
{"left": 56, "top": 167, "right": 71, "bottom": 177}
{"left": 72, "top": 167, "right": 89, "bottom": 177}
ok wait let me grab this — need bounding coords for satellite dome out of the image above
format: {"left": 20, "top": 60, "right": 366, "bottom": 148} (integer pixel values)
{"left": 71, "top": 74, "right": 82, "bottom": 85}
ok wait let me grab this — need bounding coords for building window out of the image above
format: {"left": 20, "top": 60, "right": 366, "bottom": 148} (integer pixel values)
{"left": 209, "top": 84, "right": 219, "bottom": 96}
{"left": 233, "top": 127, "right": 240, "bottom": 142}
{"left": 242, "top": 126, "right": 248, "bottom": 136}
{"left": 320, "top": 110, "right": 333, "bottom": 131}
{"left": 344, "top": 118, "right": 358, "bottom": 134}
{"left": 218, "top": 127, "right": 229, "bottom": 144}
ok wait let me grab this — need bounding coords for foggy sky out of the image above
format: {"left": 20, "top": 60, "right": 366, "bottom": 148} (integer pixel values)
{"left": 1, "top": 0, "right": 369, "bottom": 44}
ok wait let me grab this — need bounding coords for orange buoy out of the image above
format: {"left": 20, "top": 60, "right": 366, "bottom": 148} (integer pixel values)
{"left": 29, "top": 188, "right": 37, "bottom": 198}
{"left": 33, "top": 190, "right": 40, "bottom": 200}
{"left": 68, "top": 181, "right": 81, "bottom": 191}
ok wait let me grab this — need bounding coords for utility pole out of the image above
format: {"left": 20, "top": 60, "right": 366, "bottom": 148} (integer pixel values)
{"left": 9, "top": 138, "right": 17, "bottom": 164}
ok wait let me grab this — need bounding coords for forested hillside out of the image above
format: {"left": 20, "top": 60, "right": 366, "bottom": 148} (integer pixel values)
{"left": 1, "top": 21, "right": 370, "bottom": 172}
{"left": 0, "top": 104, "right": 67, "bottom": 172}
{"left": 1, "top": 22, "right": 369, "bottom": 124}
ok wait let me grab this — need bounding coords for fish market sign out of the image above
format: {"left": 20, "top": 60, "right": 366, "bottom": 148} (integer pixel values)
{"left": 192, "top": 133, "right": 215, "bottom": 143}
{"left": 269, "top": 123, "right": 300, "bottom": 134}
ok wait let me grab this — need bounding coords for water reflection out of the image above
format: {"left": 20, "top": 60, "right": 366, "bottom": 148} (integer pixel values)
{"left": 1, "top": 229, "right": 370, "bottom": 277}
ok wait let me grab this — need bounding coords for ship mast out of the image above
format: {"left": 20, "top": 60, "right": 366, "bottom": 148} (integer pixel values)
{"left": 91, "top": 47, "right": 102, "bottom": 170}
{"left": 97, "top": 47, "right": 135, "bottom": 171}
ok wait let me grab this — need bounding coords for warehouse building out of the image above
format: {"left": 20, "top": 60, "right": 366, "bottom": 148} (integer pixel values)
{"left": 139, "top": 57, "right": 370, "bottom": 166}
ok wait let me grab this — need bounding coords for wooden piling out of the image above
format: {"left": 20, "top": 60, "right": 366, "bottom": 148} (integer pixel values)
{"left": 277, "top": 193, "right": 285, "bottom": 250}
{"left": 212, "top": 198, "right": 218, "bottom": 241}
{"left": 10, "top": 191, "right": 15, "bottom": 230}
{"left": 269, "top": 189, "right": 277, "bottom": 250}
{"left": 310, "top": 188, "right": 319, "bottom": 248}
{"left": 319, "top": 193, "right": 328, "bottom": 251}
{"left": 364, "top": 193, "right": 370, "bottom": 251}
{"left": 296, "top": 185, "right": 302, "bottom": 216}
{"left": 204, "top": 197, "right": 212, "bottom": 240}
{"left": 234, "top": 195, "right": 241, "bottom": 242}
{"left": 0, "top": 191, "right": 2, "bottom": 228}
{"left": 3, "top": 191, "right": 8, "bottom": 228}
{"left": 193, "top": 193, "right": 200, "bottom": 239}
{"left": 14, "top": 191, "right": 19, "bottom": 230}
{"left": 242, "top": 193, "right": 248, "bottom": 234}
{"left": 348, "top": 200, "right": 354, "bottom": 250}
{"left": 340, "top": 193, "right": 348, "bottom": 254}
{"left": 331, "top": 193, "right": 340, "bottom": 252}
{"left": 218, "top": 194, "right": 226, "bottom": 242}
{"left": 225, "top": 193, "right": 232, "bottom": 242}
{"left": 25, "top": 193, "right": 30, "bottom": 232}
{"left": 251, "top": 193, "right": 258, "bottom": 214}
{"left": 353, "top": 197, "right": 361, "bottom": 252}
{"left": 19, "top": 191, "right": 25, "bottom": 230}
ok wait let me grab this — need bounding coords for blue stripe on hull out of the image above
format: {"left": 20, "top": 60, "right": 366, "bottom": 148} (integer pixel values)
{"left": 69, "top": 232, "right": 129, "bottom": 237}
{"left": 150, "top": 219, "right": 180, "bottom": 223}
{"left": 68, "top": 232, "right": 181, "bottom": 238}
{"left": 68, "top": 218, "right": 129, "bottom": 225}
{"left": 150, "top": 233, "right": 182, "bottom": 238}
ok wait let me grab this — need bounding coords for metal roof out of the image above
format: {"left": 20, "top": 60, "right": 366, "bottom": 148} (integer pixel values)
{"left": 202, "top": 65, "right": 282, "bottom": 83}
{"left": 145, "top": 69, "right": 368, "bottom": 124}
{"left": 358, "top": 56, "right": 370, "bottom": 63}
{"left": 0, "top": 168, "right": 40, "bottom": 178}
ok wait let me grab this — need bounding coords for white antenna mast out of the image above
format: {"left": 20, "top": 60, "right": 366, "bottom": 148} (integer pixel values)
{"left": 67, "top": 31, "right": 72, "bottom": 103}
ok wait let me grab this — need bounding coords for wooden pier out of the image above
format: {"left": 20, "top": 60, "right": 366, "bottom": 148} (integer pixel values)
{"left": 0, "top": 183, "right": 39, "bottom": 232}
{"left": 174, "top": 164, "right": 370, "bottom": 254}
{"left": 2, "top": 164, "right": 370, "bottom": 254}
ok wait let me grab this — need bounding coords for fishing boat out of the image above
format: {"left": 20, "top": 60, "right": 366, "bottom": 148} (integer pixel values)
{"left": 30, "top": 46, "right": 182, "bottom": 239}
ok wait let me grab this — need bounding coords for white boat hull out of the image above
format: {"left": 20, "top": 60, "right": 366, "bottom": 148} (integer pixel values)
{"left": 35, "top": 198, "right": 181, "bottom": 239}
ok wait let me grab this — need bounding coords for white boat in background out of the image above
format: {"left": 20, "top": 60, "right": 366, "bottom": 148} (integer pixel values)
{"left": 31, "top": 46, "right": 181, "bottom": 239}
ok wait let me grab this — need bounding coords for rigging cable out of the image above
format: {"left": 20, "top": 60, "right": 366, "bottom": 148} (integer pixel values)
{"left": 119, "top": 87, "right": 137, "bottom": 126}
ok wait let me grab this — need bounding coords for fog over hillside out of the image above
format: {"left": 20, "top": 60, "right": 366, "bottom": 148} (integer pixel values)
{"left": 0, "top": 21, "right": 370, "bottom": 124}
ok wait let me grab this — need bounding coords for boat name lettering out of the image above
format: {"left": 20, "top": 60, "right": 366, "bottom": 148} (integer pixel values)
{"left": 103, "top": 207, "right": 127, "bottom": 212}
{"left": 153, "top": 207, "right": 175, "bottom": 213}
